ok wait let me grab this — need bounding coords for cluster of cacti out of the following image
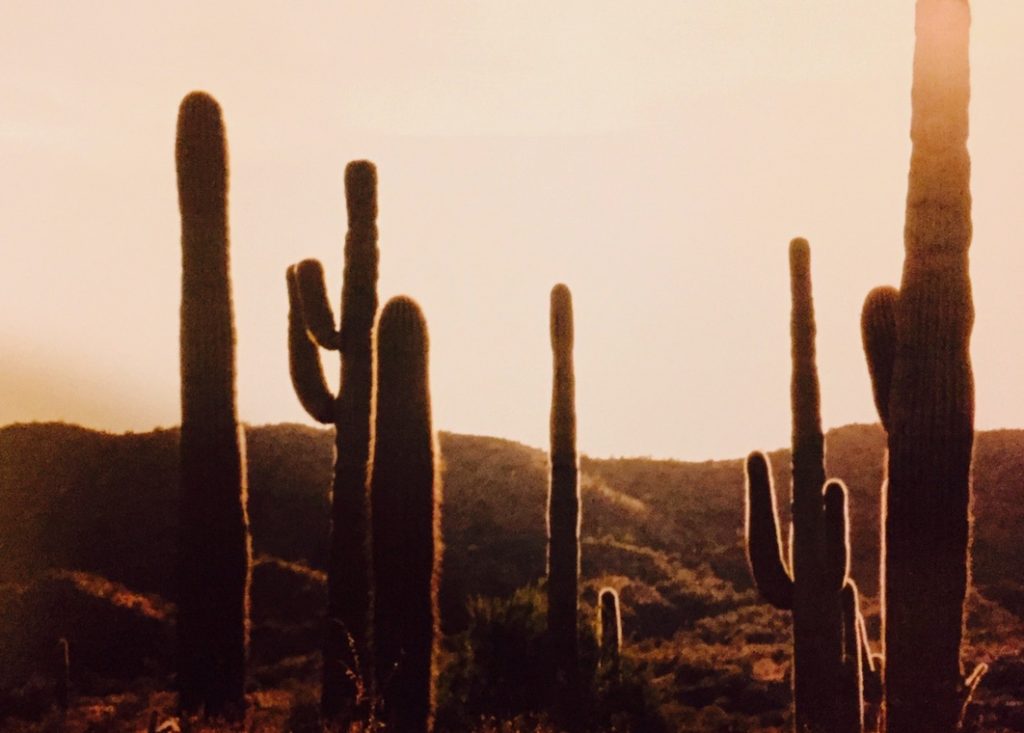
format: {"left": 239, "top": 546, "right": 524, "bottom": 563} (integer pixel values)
{"left": 745, "top": 238, "right": 870, "bottom": 733}
{"left": 286, "top": 160, "right": 379, "bottom": 718}
{"left": 547, "top": 283, "right": 581, "bottom": 698}
{"left": 285, "top": 164, "right": 442, "bottom": 729}
{"left": 162, "top": 4, "right": 985, "bottom": 724}
{"left": 370, "top": 296, "right": 442, "bottom": 733}
{"left": 745, "top": 5, "right": 985, "bottom": 731}
{"left": 175, "top": 91, "right": 252, "bottom": 716}
{"left": 858, "top": 2, "right": 983, "bottom": 731}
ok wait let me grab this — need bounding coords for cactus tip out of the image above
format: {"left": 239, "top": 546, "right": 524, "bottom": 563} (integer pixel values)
{"left": 176, "top": 92, "right": 224, "bottom": 141}
{"left": 345, "top": 160, "right": 378, "bottom": 224}
{"left": 345, "top": 159, "right": 377, "bottom": 185}
{"left": 179, "top": 90, "right": 221, "bottom": 114}
{"left": 789, "top": 236, "right": 810, "bottom": 258}
{"left": 823, "top": 478, "right": 847, "bottom": 506}
{"left": 550, "top": 284, "right": 574, "bottom": 347}
{"left": 745, "top": 450, "right": 769, "bottom": 479}
{"left": 296, "top": 258, "right": 325, "bottom": 280}
{"left": 551, "top": 282, "right": 571, "bottom": 299}
{"left": 379, "top": 296, "right": 429, "bottom": 353}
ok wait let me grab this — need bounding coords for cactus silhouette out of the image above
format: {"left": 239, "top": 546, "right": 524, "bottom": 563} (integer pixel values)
{"left": 55, "top": 638, "right": 69, "bottom": 712}
{"left": 836, "top": 580, "right": 875, "bottom": 733}
{"left": 859, "top": 3, "right": 981, "bottom": 730}
{"left": 286, "top": 160, "right": 379, "bottom": 718}
{"left": 547, "top": 283, "right": 580, "bottom": 706}
{"left": 598, "top": 588, "right": 621, "bottom": 675}
{"left": 175, "top": 91, "right": 251, "bottom": 715}
{"left": 370, "top": 296, "right": 441, "bottom": 733}
{"left": 745, "top": 239, "right": 866, "bottom": 732}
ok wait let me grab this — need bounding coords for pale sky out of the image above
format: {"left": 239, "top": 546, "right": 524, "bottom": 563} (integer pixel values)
{"left": 2, "top": 2, "right": 1023, "bottom": 460}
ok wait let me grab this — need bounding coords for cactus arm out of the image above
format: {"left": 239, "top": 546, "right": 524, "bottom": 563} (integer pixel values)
{"left": 957, "top": 662, "right": 988, "bottom": 728}
{"left": 287, "top": 265, "right": 334, "bottom": 424}
{"left": 837, "top": 581, "right": 866, "bottom": 733}
{"left": 860, "top": 286, "right": 898, "bottom": 431}
{"left": 841, "top": 581, "right": 863, "bottom": 666}
{"left": 744, "top": 451, "right": 795, "bottom": 611}
{"left": 295, "top": 259, "right": 342, "bottom": 350}
{"left": 598, "top": 587, "right": 623, "bottom": 675}
{"left": 824, "top": 480, "right": 851, "bottom": 593}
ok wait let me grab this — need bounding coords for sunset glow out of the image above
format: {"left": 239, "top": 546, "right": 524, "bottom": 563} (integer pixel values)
{"left": 3, "top": 2, "right": 1024, "bottom": 459}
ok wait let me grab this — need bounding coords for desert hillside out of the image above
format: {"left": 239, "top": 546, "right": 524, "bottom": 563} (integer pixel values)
{"left": 1, "top": 421, "right": 1022, "bottom": 730}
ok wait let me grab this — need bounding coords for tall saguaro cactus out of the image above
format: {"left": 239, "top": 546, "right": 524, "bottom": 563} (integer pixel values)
{"left": 860, "top": 3, "right": 979, "bottom": 730}
{"left": 370, "top": 297, "right": 441, "bottom": 733}
{"left": 286, "top": 161, "right": 379, "bottom": 718}
{"left": 745, "top": 239, "right": 864, "bottom": 733}
{"left": 176, "top": 91, "right": 252, "bottom": 715}
{"left": 547, "top": 283, "right": 580, "bottom": 698}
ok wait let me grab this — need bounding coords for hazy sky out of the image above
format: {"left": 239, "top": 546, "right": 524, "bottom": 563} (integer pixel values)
{"left": 3, "top": 2, "right": 1024, "bottom": 460}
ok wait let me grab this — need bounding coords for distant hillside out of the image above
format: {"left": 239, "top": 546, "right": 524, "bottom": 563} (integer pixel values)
{"left": 3, "top": 421, "right": 1024, "bottom": 619}
{"left": 2, "top": 421, "right": 1023, "bottom": 729}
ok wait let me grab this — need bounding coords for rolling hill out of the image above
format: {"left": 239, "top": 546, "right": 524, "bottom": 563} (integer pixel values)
{"left": 1, "top": 421, "right": 1022, "bottom": 730}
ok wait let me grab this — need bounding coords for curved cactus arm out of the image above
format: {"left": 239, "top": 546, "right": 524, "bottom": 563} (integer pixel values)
{"left": 296, "top": 259, "right": 343, "bottom": 350}
{"left": 287, "top": 265, "right": 334, "bottom": 423}
{"left": 860, "top": 286, "right": 898, "bottom": 431}
{"left": 744, "top": 451, "right": 794, "bottom": 610}
{"left": 824, "top": 479, "right": 851, "bottom": 592}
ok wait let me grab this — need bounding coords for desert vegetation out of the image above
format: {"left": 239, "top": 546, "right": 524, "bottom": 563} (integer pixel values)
{"left": 286, "top": 159, "right": 379, "bottom": 722}
{"left": 3, "top": 1, "right": 1023, "bottom": 732}
{"left": 175, "top": 91, "right": 252, "bottom": 718}
{"left": 744, "top": 238, "right": 872, "bottom": 733}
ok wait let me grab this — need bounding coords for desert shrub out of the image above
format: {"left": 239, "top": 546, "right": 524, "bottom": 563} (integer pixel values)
{"left": 439, "top": 584, "right": 550, "bottom": 727}
{"left": 437, "top": 583, "right": 667, "bottom": 732}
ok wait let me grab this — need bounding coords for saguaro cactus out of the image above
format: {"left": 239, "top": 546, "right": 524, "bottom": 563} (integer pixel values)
{"left": 744, "top": 238, "right": 865, "bottom": 733}
{"left": 547, "top": 283, "right": 580, "bottom": 697}
{"left": 598, "top": 588, "right": 622, "bottom": 674}
{"left": 859, "top": 4, "right": 979, "bottom": 730}
{"left": 286, "top": 161, "right": 379, "bottom": 717}
{"left": 176, "top": 91, "right": 252, "bottom": 715}
{"left": 370, "top": 296, "right": 441, "bottom": 733}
